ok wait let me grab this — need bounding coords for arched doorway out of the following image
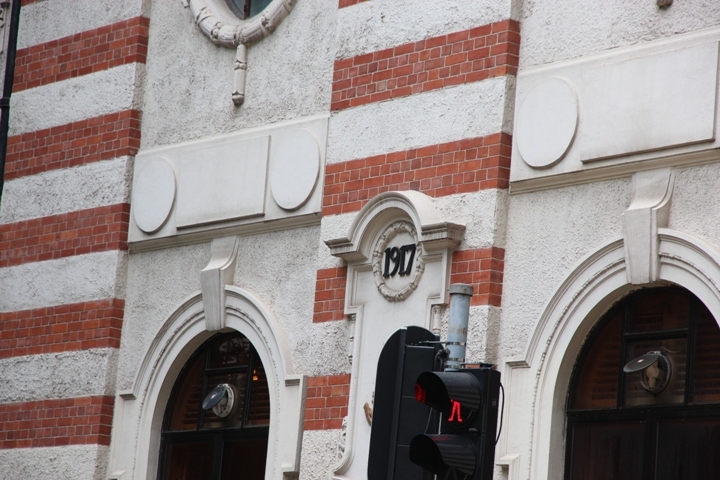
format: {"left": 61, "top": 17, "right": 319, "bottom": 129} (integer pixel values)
{"left": 566, "top": 287, "right": 720, "bottom": 479}
{"left": 157, "top": 331, "right": 270, "bottom": 480}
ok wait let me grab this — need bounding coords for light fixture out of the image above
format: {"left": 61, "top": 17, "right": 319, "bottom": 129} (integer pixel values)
{"left": 623, "top": 350, "right": 671, "bottom": 394}
{"left": 202, "top": 383, "right": 237, "bottom": 418}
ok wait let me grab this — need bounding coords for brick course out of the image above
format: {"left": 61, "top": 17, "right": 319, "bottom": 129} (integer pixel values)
{"left": 0, "top": 396, "right": 114, "bottom": 449}
{"left": 323, "top": 133, "right": 511, "bottom": 216}
{"left": 331, "top": 20, "right": 520, "bottom": 111}
{"left": 312, "top": 247, "right": 505, "bottom": 324}
{"left": 0, "top": 299, "right": 124, "bottom": 359}
{"left": 0, "top": 204, "right": 130, "bottom": 268}
{"left": 313, "top": 266, "right": 347, "bottom": 323}
{"left": 6, "top": 110, "right": 141, "bottom": 180}
{"left": 450, "top": 247, "right": 505, "bottom": 307}
{"left": 338, "top": 0, "right": 367, "bottom": 7}
{"left": 14, "top": 16, "right": 149, "bottom": 92}
{"left": 304, "top": 374, "right": 351, "bottom": 430}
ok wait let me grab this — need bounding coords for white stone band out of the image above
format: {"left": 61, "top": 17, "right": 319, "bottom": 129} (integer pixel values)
{"left": 0, "top": 349, "right": 117, "bottom": 403}
{"left": 10, "top": 64, "right": 141, "bottom": 136}
{"left": 0, "top": 445, "right": 110, "bottom": 480}
{"left": 17, "top": 0, "right": 145, "bottom": 49}
{"left": 0, "top": 251, "right": 126, "bottom": 312}
{"left": 336, "top": 0, "right": 512, "bottom": 59}
{"left": 0, "top": 157, "right": 132, "bottom": 224}
{"left": 327, "top": 77, "right": 511, "bottom": 164}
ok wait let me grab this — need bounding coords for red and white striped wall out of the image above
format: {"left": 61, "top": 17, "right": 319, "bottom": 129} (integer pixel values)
{"left": 0, "top": 0, "right": 147, "bottom": 475}
{"left": 308, "top": 0, "right": 519, "bottom": 434}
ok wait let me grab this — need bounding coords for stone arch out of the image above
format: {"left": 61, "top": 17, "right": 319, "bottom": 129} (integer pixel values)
{"left": 499, "top": 229, "right": 720, "bottom": 480}
{"left": 107, "top": 287, "right": 305, "bottom": 480}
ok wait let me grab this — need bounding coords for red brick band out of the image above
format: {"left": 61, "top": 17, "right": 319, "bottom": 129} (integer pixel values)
{"left": 6, "top": 110, "right": 141, "bottom": 180}
{"left": 304, "top": 374, "right": 351, "bottom": 430}
{"left": 14, "top": 16, "right": 149, "bottom": 92}
{"left": 0, "top": 396, "right": 114, "bottom": 449}
{"left": 331, "top": 20, "right": 520, "bottom": 111}
{"left": 0, "top": 299, "right": 124, "bottom": 359}
{"left": 450, "top": 247, "right": 504, "bottom": 307}
{"left": 313, "top": 266, "right": 347, "bottom": 323}
{"left": 0, "top": 204, "right": 130, "bottom": 268}
{"left": 313, "top": 248, "right": 504, "bottom": 325}
{"left": 323, "top": 133, "right": 511, "bottom": 216}
{"left": 338, "top": 0, "right": 366, "bottom": 7}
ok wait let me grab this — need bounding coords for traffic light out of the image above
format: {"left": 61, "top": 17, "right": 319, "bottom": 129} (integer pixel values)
{"left": 409, "top": 367, "right": 501, "bottom": 480}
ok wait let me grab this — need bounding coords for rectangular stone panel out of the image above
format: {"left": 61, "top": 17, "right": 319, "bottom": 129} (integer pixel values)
{"left": 128, "top": 115, "right": 328, "bottom": 249}
{"left": 175, "top": 136, "right": 269, "bottom": 228}
{"left": 580, "top": 42, "right": 718, "bottom": 162}
{"left": 510, "top": 32, "right": 720, "bottom": 192}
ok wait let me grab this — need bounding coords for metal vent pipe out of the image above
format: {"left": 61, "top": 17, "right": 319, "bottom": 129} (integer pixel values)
{"left": 445, "top": 283, "right": 473, "bottom": 371}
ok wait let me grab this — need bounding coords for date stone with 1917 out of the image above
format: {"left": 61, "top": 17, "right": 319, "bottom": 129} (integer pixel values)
{"left": 372, "top": 222, "right": 424, "bottom": 302}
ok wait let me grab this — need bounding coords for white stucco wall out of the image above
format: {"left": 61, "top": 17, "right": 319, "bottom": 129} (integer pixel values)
{"left": 0, "top": 251, "right": 127, "bottom": 312}
{"left": 117, "top": 225, "right": 345, "bottom": 391}
{"left": 336, "top": 0, "right": 515, "bottom": 59}
{"left": 10, "top": 65, "right": 144, "bottom": 136}
{"left": 498, "top": 4, "right": 720, "bottom": 479}
{"left": 0, "top": 445, "right": 110, "bottom": 480}
{"left": 327, "top": 77, "right": 514, "bottom": 164}
{"left": 0, "top": 349, "right": 117, "bottom": 403}
{"left": 519, "top": 0, "right": 720, "bottom": 68}
{"left": 233, "top": 225, "right": 351, "bottom": 376}
{"left": 0, "top": 158, "right": 132, "bottom": 224}
{"left": 500, "top": 177, "right": 632, "bottom": 360}
{"left": 117, "top": 242, "right": 209, "bottom": 391}
{"left": 17, "top": 0, "right": 146, "bottom": 48}
{"left": 139, "top": 0, "right": 337, "bottom": 150}
{"left": 299, "top": 430, "right": 342, "bottom": 480}
{"left": 669, "top": 162, "right": 720, "bottom": 245}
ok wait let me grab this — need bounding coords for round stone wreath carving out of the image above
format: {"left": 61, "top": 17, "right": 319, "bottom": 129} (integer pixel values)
{"left": 372, "top": 222, "right": 425, "bottom": 302}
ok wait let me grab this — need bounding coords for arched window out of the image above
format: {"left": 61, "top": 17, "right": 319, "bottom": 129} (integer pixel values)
{"left": 157, "top": 331, "right": 270, "bottom": 480}
{"left": 566, "top": 287, "right": 720, "bottom": 479}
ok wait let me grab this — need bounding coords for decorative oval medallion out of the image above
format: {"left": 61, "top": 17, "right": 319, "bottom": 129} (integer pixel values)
{"left": 372, "top": 222, "right": 424, "bottom": 302}
{"left": 516, "top": 77, "right": 579, "bottom": 169}
{"left": 269, "top": 128, "right": 321, "bottom": 211}
{"left": 132, "top": 156, "right": 176, "bottom": 234}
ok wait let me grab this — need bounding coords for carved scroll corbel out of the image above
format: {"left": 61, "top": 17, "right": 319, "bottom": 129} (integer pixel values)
{"left": 622, "top": 168, "right": 675, "bottom": 284}
{"left": 232, "top": 44, "right": 248, "bottom": 106}
{"left": 186, "top": 0, "right": 296, "bottom": 105}
{"left": 201, "top": 236, "right": 240, "bottom": 331}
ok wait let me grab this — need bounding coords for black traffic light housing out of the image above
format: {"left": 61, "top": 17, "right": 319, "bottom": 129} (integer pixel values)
{"left": 409, "top": 367, "right": 501, "bottom": 480}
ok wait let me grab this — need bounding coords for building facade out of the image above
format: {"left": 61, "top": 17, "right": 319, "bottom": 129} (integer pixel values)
{"left": 1, "top": 0, "right": 720, "bottom": 478}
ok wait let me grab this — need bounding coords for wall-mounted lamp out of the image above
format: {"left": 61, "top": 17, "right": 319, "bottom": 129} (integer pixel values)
{"left": 623, "top": 351, "right": 672, "bottom": 394}
{"left": 202, "top": 383, "right": 237, "bottom": 418}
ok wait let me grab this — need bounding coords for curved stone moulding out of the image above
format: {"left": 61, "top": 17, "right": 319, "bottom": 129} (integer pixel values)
{"left": 499, "top": 230, "right": 720, "bottom": 480}
{"left": 186, "top": 0, "right": 297, "bottom": 104}
{"left": 110, "top": 287, "right": 305, "bottom": 479}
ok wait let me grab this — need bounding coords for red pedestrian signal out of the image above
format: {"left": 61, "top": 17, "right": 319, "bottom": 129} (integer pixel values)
{"left": 409, "top": 368, "right": 501, "bottom": 480}
{"left": 448, "top": 399, "right": 463, "bottom": 423}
